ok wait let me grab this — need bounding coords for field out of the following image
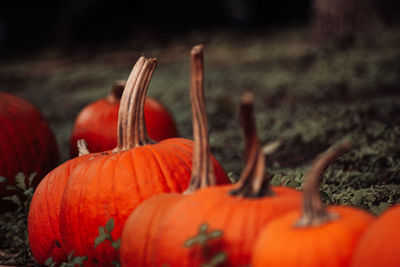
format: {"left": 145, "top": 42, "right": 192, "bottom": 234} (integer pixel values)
{"left": 1, "top": 25, "right": 400, "bottom": 265}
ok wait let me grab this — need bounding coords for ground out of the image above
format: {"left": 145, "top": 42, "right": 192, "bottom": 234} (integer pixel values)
{"left": 0, "top": 25, "right": 399, "bottom": 265}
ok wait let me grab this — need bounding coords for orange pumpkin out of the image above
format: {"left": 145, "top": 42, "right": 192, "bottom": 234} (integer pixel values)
{"left": 350, "top": 204, "right": 400, "bottom": 267}
{"left": 69, "top": 80, "right": 178, "bottom": 157}
{"left": 0, "top": 92, "right": 59, "bottom": 204}
{"left": 252, "top": 140, "right": 375, "bottom": 267}
{"left": 58, "top": 56, "right": 229, "bottom": 266}
{"left": 120, "top": 45, "right": 222, "bottom": 267}
{"left": 28, "top": 152, "right": 95, "bottom": 264}
{"left": 152, "top": 93, "right": 302, "bottom": 267}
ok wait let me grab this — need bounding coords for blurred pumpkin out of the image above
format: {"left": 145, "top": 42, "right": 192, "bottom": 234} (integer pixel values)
{"left": 350, "top": 204, "right": 400, "bottom": 267}
{"left": 69, "top": 80, "right": 178, "bottom": 157}
{"left": 0, "top": 92, "right": 58, "bottom": 207}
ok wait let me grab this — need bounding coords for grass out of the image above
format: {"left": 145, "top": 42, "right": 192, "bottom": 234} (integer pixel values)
{"left": 0, "top": 25, "right": 400, "bottom": 265}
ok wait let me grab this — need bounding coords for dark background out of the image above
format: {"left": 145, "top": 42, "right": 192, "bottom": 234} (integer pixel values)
{"left": 1, "top": 0, "right": 399, "bottom": 55}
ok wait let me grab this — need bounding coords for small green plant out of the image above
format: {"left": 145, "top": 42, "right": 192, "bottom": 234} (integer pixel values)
{"left": 45, "top": 251, "right": 87, "bottom": 267}
{"left": 184, "top": 223, "right": 227, "bottom": 267}
{"left": 0, "top": 173, "right": 36, "bottom": 266}
{"left": 94, "top": 218, "right": 121, "bottom": 267}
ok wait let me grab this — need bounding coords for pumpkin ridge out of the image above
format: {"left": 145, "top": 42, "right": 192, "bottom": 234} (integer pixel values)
{"left": 94, "top": 156, "right": 115, "bottom": 264}
{"left": 43, "top": 177, "right": 61, "bottom": 256}
{"left": 127, "top": 149, "right": 144, "bottom": 204}
{"left": 74, "top": 161, "right": 95, "bottom": 259}
{"left": 149, "top": 143, "right": 193, "bottom": 190}
{"left": 146, "top": 145, "right": 184, "bottom": 193}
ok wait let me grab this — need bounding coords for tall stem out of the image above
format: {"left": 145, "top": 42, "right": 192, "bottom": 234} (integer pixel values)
{"left": 114, "top": 56, "right": 157, "bottom": 152}
{"left": 230, "top": 93, "right": 273, "bottom": 198}
{"left": 295, "top": 140, "right": 351, "bottom": 227}
{"left": 184, "top": 45, "right": 216, "bottom": 194}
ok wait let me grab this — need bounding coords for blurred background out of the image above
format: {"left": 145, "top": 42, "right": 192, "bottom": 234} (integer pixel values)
{"left": 0, "top": 0, "right": 400, "bottom": 211}
{"left": 0, "top": 0, "right": 399, "bottom": 54}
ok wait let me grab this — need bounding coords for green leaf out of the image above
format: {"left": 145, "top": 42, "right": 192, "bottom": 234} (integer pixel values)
{"left": 28, "top": 173, "right": 36, "bottom": 187}
{"left": 94, "top": 235, "right": 107, "bottom": 248}
{"left": 184, "top": 237, "right": 197, "bottom": 248}
{"left": 105, "top": 218, "right": 115, "bottom": 232}
{"left": 44, "top": 257, "right": 56, "bottom": 267}
{"left": 208, "top": 230, "right": 223, "bottom": 239}
{"left": 0, "top": 176, "right": 6, "bottom": 183}
{"left": 15, "top": 172, "right": 26, "bottom": 191}
{"left": 111, "top": 239, "right": 121, "bottom": 249}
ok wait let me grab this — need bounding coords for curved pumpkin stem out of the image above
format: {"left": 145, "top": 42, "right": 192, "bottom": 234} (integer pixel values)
{"left": 295, "top": 139, "right": 351, "bottom": 227}
{"left": 184, "top": 45, "right": 216, "bottom": 194}
{"left": 230, "top": 93, "right": 274, "bottom": 198}
{"left": 107, "top": 80, "right": 126, "bottom": 104}
{"left": 114, "top": 57, "right": 158, "bottom": 152}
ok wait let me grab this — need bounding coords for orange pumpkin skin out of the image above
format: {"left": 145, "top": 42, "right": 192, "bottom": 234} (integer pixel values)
{"left": 70, "top": 97, "right": 179, "bottom": 157}
{"left": 153, "top": 184, "right": 301, "bottom": 267}
{"left": 350, "top": 205, "right": 400, "bottom": 267}
{"left": 28, "top": 153, "right": 94, "bottom": 265}
{"left": 252, "top": 206, "right": 374, "bottom": 267}
{"left": 120, "top": 193, "right": 182, "bottom": 267}
{"left": 59, "top": 138, "right": 229, "bottom": 266}
{"left": 0, "top": 92, "right": 59, "bottom": 199}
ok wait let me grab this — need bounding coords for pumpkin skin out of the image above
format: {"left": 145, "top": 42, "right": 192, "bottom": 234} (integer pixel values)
{"left": 28, "top": 153, "right": 95, "bottom": 265}
{"left": 0, "top": 92, "right": 59, "bottom": 201}
{"left": 153, "top": 185, "right": 301, "bottom": 267}
{"left": 350, "top": 205, "right": 400, "bottom": 267}
{"left": 120, "top": 193, "right": 182, "bottom": 267}
{"left": 59, "top": 57, "right": 230, "bottom": 266}
{"left": 69, "top": 82, "right": 179, "bottom": 157}
{"left": 252, "top": 206, "right": 374, "bottom": 267}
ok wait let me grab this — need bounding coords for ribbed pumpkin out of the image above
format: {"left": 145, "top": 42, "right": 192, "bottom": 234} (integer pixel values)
{"left": 69, "top": 80, "right": 178, "bottom": 157}
{"left": 0, "top": 92, "right": 59, "bottom": 204}
{"left": 153, "top": 93, "right": 302, "bottom": 267}
{"left": 120, "top": 45, "right": 223, "bottom": 267}
{"left": 28, "top": 151, "right": 95, "bottom": 265}
{"left": 59, "top": 56, "right": 229, "bottom": 266}
{"left": 252, "top": 140, "right": 375, "bottom": 267}
{"left": 350, "top": 204, "right": 400, "bottom": 267}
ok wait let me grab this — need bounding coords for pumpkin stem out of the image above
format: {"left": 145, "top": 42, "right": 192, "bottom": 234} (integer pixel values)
{"left": 77, "top": 139, "right": 90, "bottom": 156}
{"left": 229, "top": 93, "right": 274, "bottom": 198}
{"left": 295, "top": 139, "right": 351, "bottom": 227}
{"left": 107, "top": 80, "right": 126, "bottom": 104}
{"left": 114, "top": 57, "right": 158, "bottom": 152}
{"left": 184, "top": 45, "right": 216, "bottom": 194}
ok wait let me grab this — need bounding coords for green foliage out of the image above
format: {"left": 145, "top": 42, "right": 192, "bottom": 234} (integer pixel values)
{"left": 184, "top": 223, "right": 227, "bottom": 267}
{"left": 45, "top": 251, "right": 87, "bottom": 267}
{"left": 0, "top": 173, "right": 36, "bottom": 265}
{"left": 94, "top": 218, "right": 121, "bottom": 250}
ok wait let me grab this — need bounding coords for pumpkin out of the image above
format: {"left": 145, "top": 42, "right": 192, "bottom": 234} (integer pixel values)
{"left": 350, "top": 204, "right": 400, "bottom": 267}
{"left": 69, "top": 80, "right": 178, "bottom": 157}
{"left": 0, "top": 92, "right": 59, "bottom": 206}
{"left": 120, "top": 45, "right": 223, "bottom": 267}
{"left": 28, "top": 152, "right": 95, "bottom": 265}
{"left": 58, "top": 56, "right": 229, "bottom": 266}
{"left": 152, "top": 93, "right": 302, "bottom": 267}
{"left": 251, "top": 140, "right": 374, "bottom": 267}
